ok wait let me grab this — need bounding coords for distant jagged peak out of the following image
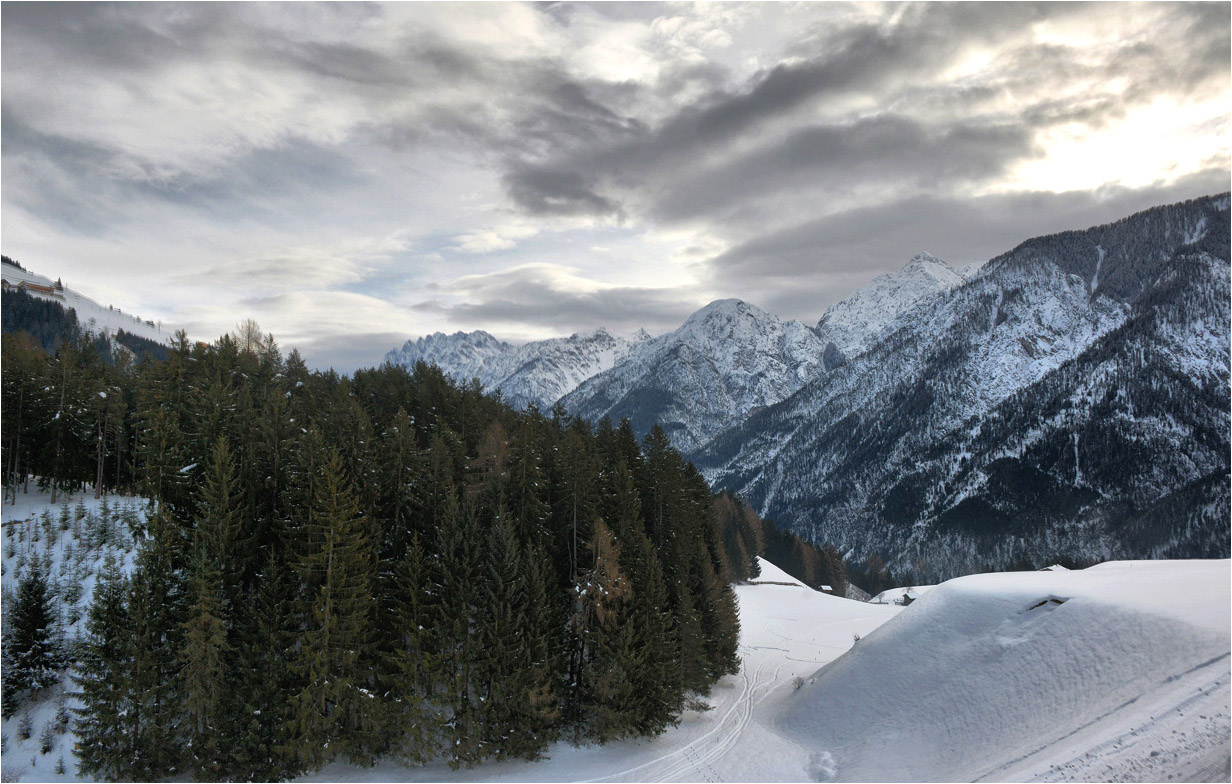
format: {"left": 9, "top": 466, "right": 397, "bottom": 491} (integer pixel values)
{"left": 681, "top": 298, "right": 777, "bottom": 329}
{"left": 901, "top": 251, "right": 961, "bottom": 282}
{"left": 816, "top": 252, "right": 965, "bottom": 358}
{"left": 421, "top": 328, "right": 503, "bottom": 345}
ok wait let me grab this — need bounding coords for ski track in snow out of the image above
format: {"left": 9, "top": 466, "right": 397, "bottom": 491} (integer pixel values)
{"left": 584, "top": 656, "right": 768, "bottom": 783}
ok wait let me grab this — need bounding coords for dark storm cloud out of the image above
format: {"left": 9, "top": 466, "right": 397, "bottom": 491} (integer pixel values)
{"left": 651, "top": 116, "right": 1037, "bottom": 222}
{"left": 504, "top": 166, "right": 624, "bottom": 218}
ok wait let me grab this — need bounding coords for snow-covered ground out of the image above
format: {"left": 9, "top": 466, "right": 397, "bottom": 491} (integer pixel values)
{"left": 1, "top": 488, "right": 145, "bottom": 783}
{"left": 868, "top": 584, "right": 935, "bottom": 605}
{"left": 306, "top": 558, "right": 1229, "bottom": 783}
{"left": 780, "top": 560, "right": 1232, "bottom": 782}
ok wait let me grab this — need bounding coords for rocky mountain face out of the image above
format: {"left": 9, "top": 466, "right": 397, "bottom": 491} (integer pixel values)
{"left": 559, "top": 299, "right": 824, "bottom": 453}
{"left": 383, "top": 327, "right": 645, "bottom": 410}
{"left": 695, "top": 194, "right": 1230, "bottom": 579}
{"left": 815, "top": 251, "right": 967, "bottom": 365}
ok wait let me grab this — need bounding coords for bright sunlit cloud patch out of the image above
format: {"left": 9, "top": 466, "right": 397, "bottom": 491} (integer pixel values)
{"left": 1009, "top": 95, "right": 1230, "bottom": 193}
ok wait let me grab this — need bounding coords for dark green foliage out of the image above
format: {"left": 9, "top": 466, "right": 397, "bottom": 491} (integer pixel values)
{"left": 286, "top": 440, "right": 381, "bottom": 770}
{"left": 1, "top": 290, "right": 80, "bottom": 354}
{"left": 71, "top": 557, "right": 131, "bottom": 780}
{"left": 3, "top": 566, "right": 60, "bottom": 709}
{"left": 0, "top": 315, "right": 826, "bottom": 779}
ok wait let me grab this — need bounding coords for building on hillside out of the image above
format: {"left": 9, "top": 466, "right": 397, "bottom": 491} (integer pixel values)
{"left": 1, "top": 278, "right": 65, "bottom": 300}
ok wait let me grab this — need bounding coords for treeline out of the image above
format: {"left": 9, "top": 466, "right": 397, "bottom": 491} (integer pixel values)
{"left": 2, "top": 290, "right": 82, "bottom": 355}
{"left": 2, "top": 327, "right": 745, "bottom": 780}
{"left": 713, "top": 491, "right": 848, "bottom": 596}
{"left": 2, "top": 289, "right": 169, "bottom": 365}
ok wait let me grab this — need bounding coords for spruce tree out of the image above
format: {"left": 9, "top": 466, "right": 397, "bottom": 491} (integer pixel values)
{"left": 432, "top": 492, "right": 485, "bottom": 768}
{"left": 179, "top": 545, "right": 230, "bottom": 780}
{"left": 573, "top": 519, "right": 635, "bottom": 740}
{"left": 233, "top": 553, "right": 297, "bottom": 781}
{"left": 287, "top": 444, "right": 381, "bottom": 771}
{"left": 520, "top": 540, "right": 563, "bottom": 746}
{"left": 381, "top": 532, "right": 440, "bottom": 765}
{"left": 125, "top": 508, "right": 188, "bottom": 779}
{"left": 475, "top": 511, "right": 532, "bottom": 758}
{"left": 180, "top": 439, "right": 241, "bottom": 784}
{"left": 72, "top": 556, "right": 131, "bottom": 780}
{"left": 4, "top": 565, "right": 60, "bottom": 706}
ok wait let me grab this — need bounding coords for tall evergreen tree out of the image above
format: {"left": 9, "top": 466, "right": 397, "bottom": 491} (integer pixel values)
{"left": 286, "top": 443, "right": 381, "bottom": 770}
{"left": 123, "top": 508, "right": 188, "bottom": 779}
{"left": 432, "top": 492, "right": 485, "bottom": 768}
{"left": 72, "top": 556, "right": 132, "bottom": 780}
{"left": 381, "top": 532, "right": 441, "bottom": 764}
{"left": 179, "top": 545, "right": 230, "bottom": 779}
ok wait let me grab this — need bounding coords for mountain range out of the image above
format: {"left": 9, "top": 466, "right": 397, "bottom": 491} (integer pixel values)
{"left": 387, "top": 194, "right": 1231, "bottom": 578}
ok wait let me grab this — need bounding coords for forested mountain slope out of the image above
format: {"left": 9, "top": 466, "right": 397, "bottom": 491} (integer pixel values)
{"left": 697, "top": 194, "right": 1231, "bottom": 579}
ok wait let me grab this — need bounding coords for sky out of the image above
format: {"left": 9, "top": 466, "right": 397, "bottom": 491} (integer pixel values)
{"left": 2, "top": 2, "right": 1228, "bottom": 373}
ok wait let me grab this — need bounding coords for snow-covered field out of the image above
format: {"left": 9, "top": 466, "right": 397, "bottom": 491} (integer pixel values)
{"left": 781, "top": 560, "right": 1231, "bottom": 782}
{"left": 2, "top": 489, "right": 1228, "bottom": 783}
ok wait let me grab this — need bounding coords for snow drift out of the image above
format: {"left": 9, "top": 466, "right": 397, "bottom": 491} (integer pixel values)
{"left": 780, "top": 560, "right": 1232, "bottom": 782}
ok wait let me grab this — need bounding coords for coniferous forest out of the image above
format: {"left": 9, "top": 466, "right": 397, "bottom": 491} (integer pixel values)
{"left": 0, "top": 324, "right": 793, "bottom": 780}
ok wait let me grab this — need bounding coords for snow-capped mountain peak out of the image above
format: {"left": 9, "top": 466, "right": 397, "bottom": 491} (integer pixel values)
{"left": 385, "top": 330, "right": 511, "bottom": 384}
{"left": 816, "top": 252, "right": 965, "bottom": 359}
{"left": 560, "top": 297, "right": 824, "bottom": 452}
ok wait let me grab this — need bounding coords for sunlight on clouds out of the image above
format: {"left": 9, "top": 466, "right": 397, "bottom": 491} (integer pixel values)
{"left": 1009, "top": 95, "right": 1229, "bottom": 193}
{"left": 450, "top": 223, "right": 540, "bottom": 254}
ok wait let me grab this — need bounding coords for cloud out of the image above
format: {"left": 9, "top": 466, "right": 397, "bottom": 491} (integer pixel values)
{"left": 1, "top": 2, "right": 1227, "bottom": 373}
{"left": 415, "top": 263, "right": 702, "bottom": 337}
{"left": 648, "top": 115, "right": 1036, "bottom": 223}
{"left": 711, "top": 168, "right": 1232, "bottom": 320}
{"left": 503, "top": 165, "right": 624, "bottom": 218}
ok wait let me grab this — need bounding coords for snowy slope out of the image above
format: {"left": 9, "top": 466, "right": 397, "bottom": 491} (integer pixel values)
{"left": 384, "top": 328, "right": 647, "bottom": 410}
{"left": 868, "top": 584, "right": 935, "bottom": 605}
{"left": 1, "top": 488, "right": 146, "bottom": 783}
{"left": 779, "top": 559, "right": 1231, "bottom": 782}
{"left": 1, "top": 262, "right": 170, "bottom": 346}
{"left": 815, "top": 252, "right": 966, "bottom": 360}
{"left": 561, "top": 299, "right": 825, "bottom": 452}
{"left": 301, "top": 556, "right": 1230, "bottom": 783}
